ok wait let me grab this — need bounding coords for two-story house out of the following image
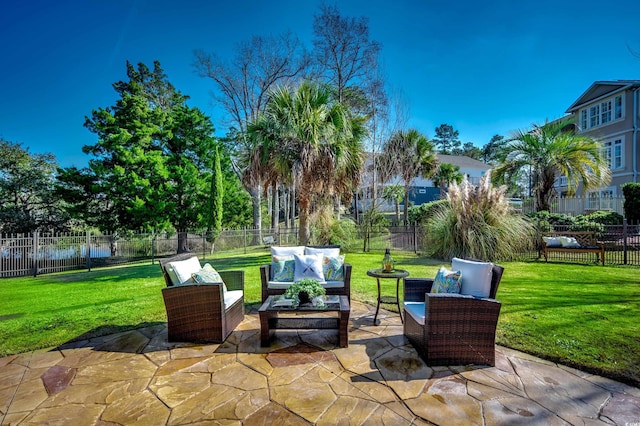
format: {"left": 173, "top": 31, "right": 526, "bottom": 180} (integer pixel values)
{"left": 559, "top": 80, "right": 640, "bottom": 204}
{"left": 356, "top": 153, "right": 490, "bottom": 212}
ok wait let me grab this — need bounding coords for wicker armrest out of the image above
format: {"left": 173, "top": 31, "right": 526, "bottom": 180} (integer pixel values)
{"left": 342, "top": 263, "right": 352, "bottom": 300}
{"left": 404, "top": 278, "right": 434, "bottom": 302}
{"left": 425, "top": 293, "right": 502, "bottom": 331}
{"left": 219, "top": 270, "right": 244, "bottom": 292}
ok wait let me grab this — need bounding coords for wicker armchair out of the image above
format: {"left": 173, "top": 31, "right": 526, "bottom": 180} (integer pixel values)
{"left": 403, "top": 262, "right": 504, "bottom": 366}
{"left": 159, "top": 253, "right": 244, "bottom": 343}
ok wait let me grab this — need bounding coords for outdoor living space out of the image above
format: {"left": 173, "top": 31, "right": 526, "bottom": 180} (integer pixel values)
{"left": 2, "top": 300, "right": 639, "bottom": 425}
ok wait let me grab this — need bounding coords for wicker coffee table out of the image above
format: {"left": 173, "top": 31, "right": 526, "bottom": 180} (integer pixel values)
{"left": 259, "top": 295, "right": 350, "bottom": 347}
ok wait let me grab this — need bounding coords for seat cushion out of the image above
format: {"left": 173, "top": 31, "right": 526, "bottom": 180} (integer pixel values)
{"left": 224, "top": 290, "right": 243, "bottom": 308}
{"left": 403, "top": 301, "right": 426, "bottom": 326}
{"left": 166, "top": 256, "right": 201, "bottom": 285}
{"left": 452, "top": 258, "right": 494, "bottom": 298}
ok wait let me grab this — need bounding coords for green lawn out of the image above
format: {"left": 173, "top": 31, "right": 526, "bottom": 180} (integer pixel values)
{"left": 1, "top": 248, "right": 638, "bottom": 387}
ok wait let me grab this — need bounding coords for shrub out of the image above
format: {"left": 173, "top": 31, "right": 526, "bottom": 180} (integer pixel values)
{"left": 583, "top": 210, "right": 623, "bottom": 226}
{"left": 409, "top": 199, "right": 449, "bottom": 224}
{"left": 622, "top": 182, "right": 640, "bottom": 222}
{"left": 425, "top": 173, "right": 536, "bottom": 262}
{"left": 309, "top": 209, "right": 357, "bottom": 251}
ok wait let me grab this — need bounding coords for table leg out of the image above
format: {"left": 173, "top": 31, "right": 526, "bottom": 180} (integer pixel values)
{"left": 373, "top": 277, "right": 381, "bottom": 325}
{"left": 396, "top": 277, "right": 403, "bottom": 323}
{"left": 259, "top": 311, "right": 276, "bottom": 347}
{"left": 339, "top": 308, "right": 349, "bottom": 347}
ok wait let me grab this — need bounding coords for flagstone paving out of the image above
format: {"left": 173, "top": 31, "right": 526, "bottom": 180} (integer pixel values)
{"left": 1, "top": 301, "right": 639, "bottom": 425}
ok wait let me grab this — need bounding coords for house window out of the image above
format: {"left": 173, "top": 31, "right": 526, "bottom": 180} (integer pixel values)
{"left": 589, "top": 105, "right": 600, "bottom": 127}
{"left": 581, "top": 110, "right": 588, "bottom": 129}
{"left": 614, "top": 95, "right": 623, "bottom": 119}
{"left": 557, "top": 176, "right": 568, "bottom": 186}
{"left": 601, "top": 100, "right": 611, "bottom": 124}
{"left": 602, "top": 138, "right": 624, "bottom": 170}
{"left": 580, "top": 93, "right": 624, "bottom": 130}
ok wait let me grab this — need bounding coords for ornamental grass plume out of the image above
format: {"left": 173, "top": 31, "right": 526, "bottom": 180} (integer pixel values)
{"left": 426, "top": 171, "right": 535, "bottom": 261}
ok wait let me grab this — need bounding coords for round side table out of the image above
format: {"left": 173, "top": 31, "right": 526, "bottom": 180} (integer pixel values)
{"left": 366, "top": 268, "right": 409, "bottom": 325}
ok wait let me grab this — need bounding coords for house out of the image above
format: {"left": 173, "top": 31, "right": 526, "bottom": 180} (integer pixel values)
{"left": 356, "top": 153, "right": 490, "bottom": 212}
{"left": 559, "top": 80, "right": 640, "bottom": 202}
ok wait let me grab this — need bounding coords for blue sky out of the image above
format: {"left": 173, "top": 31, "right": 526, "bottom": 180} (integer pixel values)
{"left": 1, "top": 0, "right": 639, "bottom": 167}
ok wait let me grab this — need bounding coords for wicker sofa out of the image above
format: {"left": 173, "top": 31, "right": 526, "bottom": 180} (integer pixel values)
{"left": 259, "top": 245, "right": 351, "bottom": 302}
{"left": 159, "top": 253, "right": 244, "bottom": 343}
{"left": 403, "top": 258, "right": 504, "bottom": 366}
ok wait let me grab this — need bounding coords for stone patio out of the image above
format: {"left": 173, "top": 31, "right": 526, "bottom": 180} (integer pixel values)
{"left": 1, "top": 301, "right": 639, "bottom": 425}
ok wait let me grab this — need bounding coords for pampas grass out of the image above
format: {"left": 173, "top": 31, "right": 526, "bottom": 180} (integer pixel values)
{"left": 426, "top": 171, "right": 535, "bottom": 261}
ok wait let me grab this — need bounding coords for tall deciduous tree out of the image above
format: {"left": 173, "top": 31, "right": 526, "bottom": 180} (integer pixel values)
{"left": 381, "top": 129, "right": 438, "bottom": 225}
{"left": 493, "top": 118, "right": 611, "bottom": 212}
{"left": 58, "top": 61, "right": 219, "bottom": 252}
{"left": 0, "top": 139, "right": 69, "bottom": 234}
{"left": 247, "top": 81, "right": 365, "bottom": 245}
{"left": 312, "top": 4, "right": 382, "bottom": 107}
{"left": 433, "top": 124, "right": 461, "bottom": 155}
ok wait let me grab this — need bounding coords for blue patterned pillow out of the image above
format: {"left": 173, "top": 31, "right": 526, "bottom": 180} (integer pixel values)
{"left": 430, "top": 266, "right": 462, "bottom": 294}
{"left": 272, "top": 255, "right": 295, "bottom": 282}
{"left": 192, "top": 263, "right": 227, "bottom": 292}
{"left": 322, "top": 255, "right": 345, "bottom": 281}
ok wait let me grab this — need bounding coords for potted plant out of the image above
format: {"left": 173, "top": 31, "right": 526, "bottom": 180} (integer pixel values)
{"left": 284, "top": 278, "right": 326, "bottom": 305}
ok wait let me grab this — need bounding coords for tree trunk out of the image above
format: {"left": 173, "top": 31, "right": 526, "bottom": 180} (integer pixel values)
{"left": 283, "top": 187, "right": 290, "bottom": 228}
{"left": 298, "top": 187, "right": 311, "bottom": 245}
{"left": 177, "top": 231, "right": 189, "bottom": 253}
{"left": 403, "top": 187, "right": 409, "bottom": 226}
{"left": 271, "top": 183, "right": 279, "bottom": 231}
{"left": 250, "top": 185, "right": 262, "bottom": 244}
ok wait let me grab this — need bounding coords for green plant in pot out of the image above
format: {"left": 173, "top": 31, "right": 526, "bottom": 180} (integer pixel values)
{"left": 285, "top": 279, "right": 326, "bottom": 305}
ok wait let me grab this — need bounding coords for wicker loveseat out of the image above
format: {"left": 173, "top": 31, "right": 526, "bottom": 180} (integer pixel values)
{"left": 159, "top": 253, "right": 244, "bottom": 343}
{"left": 403, "top": 258, "right": 504, "bottom": 366}
{"left": 259, "top": 245, "right": 351, "bottom": 302}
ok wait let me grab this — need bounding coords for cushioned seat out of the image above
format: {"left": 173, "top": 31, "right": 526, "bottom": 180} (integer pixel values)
{"left": 403, "top": 258, "right": 504, "bottom": 366}
{"left": 160, "top": 253, "right": 244, "bottom": 343}
{"left": 260, "top": 245, "right": 351, "bottom": 301}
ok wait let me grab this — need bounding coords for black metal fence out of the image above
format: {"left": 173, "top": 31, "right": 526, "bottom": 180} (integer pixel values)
{"left": 2, "top": 222, "right": 639, "bottom": 278}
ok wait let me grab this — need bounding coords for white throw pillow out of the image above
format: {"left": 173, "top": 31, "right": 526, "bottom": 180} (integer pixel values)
{"left": 293, "top": 254, "right": 325, "bottom": 282}
{"left": 559, "top": 236, "right": 581, "bottom": 248}
{"left": 166, "top": 256, "right": 201, "bottom": 285}
{"left": 542, "top": 236, "right": 562, "bottom": 247}
{"left": 164, "top": 263, "right": 180, "bottom": 286}
{"left": 305, "top": 246, "right": 340, "bottom": 258}
{"left": 451, "top": 257, "right": 494, "bottom": 298}
{"left": 271, "top": 246, "right": 305, "bottom": 258}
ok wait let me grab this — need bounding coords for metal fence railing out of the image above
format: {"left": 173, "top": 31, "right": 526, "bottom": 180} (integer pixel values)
{"left": 2, "top": 222, "right": 639, "bottom": 278}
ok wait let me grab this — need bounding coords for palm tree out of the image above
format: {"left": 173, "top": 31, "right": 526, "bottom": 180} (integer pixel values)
{"left": 432, "top": 163, "right": 464, "bottom": 198}
{"left": 493, "top": 118, "right": 611, "bottom": 212}
{"left": 382, "top": 184, "right": 404, "bottom": 224}
{"left": 246, "top": 81, "right": 365, "bottom": 245}
{"left": 381, "top": 129, "right": 437, "bottom": 225}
